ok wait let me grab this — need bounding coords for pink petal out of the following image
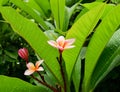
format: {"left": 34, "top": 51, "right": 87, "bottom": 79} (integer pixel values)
{"left": 24, "top": 69, "right": 34, "bottom": 75}
{"left": 64, "top": 45, "right": 75, "bottom": 49}
{"left": 26, "top": 62, "right": 35, "bottom": 70}
{"left": 37, "top": 67, "right": 44, "bottom": 71}
{"left": 56, "top": 36, "right": 65, "bottom": 47}
{"left": 35, "top": 60, "right": 43, "bottom": 68}
{"left": 47, "top": 40, "right": 58, "bottom": 48}
{"left": 65, "top": 38, "right": 75, "bottom": 46}
{"left": 56, "top": 36, "right": 65, "bottom": 43}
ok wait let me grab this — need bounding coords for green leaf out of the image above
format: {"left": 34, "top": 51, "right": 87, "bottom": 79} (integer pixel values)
{"left": 63, "top": 3, "right": 106, "bottom": 81}
{"left": 72, "top": 56, "right": 81, "bottom": 92}
{"left": 75, "top": 2, "right": 102, "bottom": 22}
{"left": 50, "top": 0, "right": 65, "bottom": 31}
{"left": 0, "top": 75, "right": 49, "bottom": 92}
{"left": 0, "top": 0, "right": 9, "bottom": 6}
{"left": 75, "top": 8, "right": 89, "bottom": 22}
{"left": 4, "top": 50, "right": 17, "bottom": 60}
{"left": 34, "top": 0, "right": 51, "bottom": 17}
{"left": 63, "top": 3, "right": 79, "bottom": 31}
{"left": 89, "top": 29, "right": 120, "bottom": 91}
{"left": 111, "top": 0, "right": 120, "bottom": 4}
{"left": 44, "top": 30, "right": 59, "bottom": 40}
{"left": 76, "top": 2, "right": 115, "bottom": 21}
{"left": 72, "top": 47, "right": 86, "bottom": 92}
{"left": 10, "top": 0, "right": 49, "bottom": 30}
{"left": 82, "top": 2, "right": 102, "bottom": 9}
{"left": 24, "top": 0, "right": 46, "bottom": 18}
{"left": 85, "top": 5, "right": 120, "bottom": 92}
{"left": 0, "top": 7, "right": 63, "bottom": 85}
{"left": 101, "top": 4, "right": 115, "bottom": 19}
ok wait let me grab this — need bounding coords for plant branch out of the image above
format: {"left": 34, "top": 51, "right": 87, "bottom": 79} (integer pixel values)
{"left": 59, "top": 51, "right": 66, "bottom": 92}
{"left": 31, "top": 75, "right": 58, "bottom": 92}
{"left": 37, "top": 71, "right": 45, "bottom": 82}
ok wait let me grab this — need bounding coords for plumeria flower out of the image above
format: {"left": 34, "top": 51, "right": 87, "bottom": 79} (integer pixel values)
{"left": 48, "top": 36, "right": 75, "bottom": 52}
{"left": 24, "top": 60, "right": 44, "bottom": 75}
{"left": 18, "top": 48, "right": 29, "bottom": 62}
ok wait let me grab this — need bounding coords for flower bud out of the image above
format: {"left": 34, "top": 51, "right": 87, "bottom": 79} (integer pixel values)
{"left": 18, "top": 48, "right": 29, "bottom": 63}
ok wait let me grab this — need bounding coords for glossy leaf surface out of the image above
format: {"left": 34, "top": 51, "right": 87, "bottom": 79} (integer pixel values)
{"left": 89, "top": 29, "right": 120, "bottom": 91}
{"left": 50, "top": 0, "right": 65, "bottom": 31}
{"left": 10, "top": 0, "right": 49, "bottom": 30}
{"left": 85, "top": 4, "right": 120, "bottom": 91}
{"left": 0, "top": 75, "right": 49, "bottom": 92}
{"left": 63, "top": 3, "right": 106, "bottom": 81}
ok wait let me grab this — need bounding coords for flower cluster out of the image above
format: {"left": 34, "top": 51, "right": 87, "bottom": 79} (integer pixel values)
{"left": 18, "top": 48, "right": 44, "bottom": 75}
{"left": 18, "top": 36, "right": 75, "bottom": 75}
{"left": 18, "top": 36, "right": 75, "bottom": 92}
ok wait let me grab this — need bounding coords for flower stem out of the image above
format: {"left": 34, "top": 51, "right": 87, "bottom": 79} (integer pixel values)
{"left": 59, "top": 51, "right": 66, "bottom": 92}
{"left": 31, "top": 75, "right": 58, "bottom": 92}
{"left": 37, "top": 71, "right": 45, "bottom": 82}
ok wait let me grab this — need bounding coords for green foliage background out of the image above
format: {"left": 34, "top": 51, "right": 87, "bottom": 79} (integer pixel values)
{"left": 0, "top": 0, "right": 120, "bottom": 92}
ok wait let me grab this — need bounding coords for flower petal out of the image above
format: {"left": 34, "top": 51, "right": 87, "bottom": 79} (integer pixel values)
{"left": 26, "top": 62, "right": 35, "bottom": 70}
{"left": 47, "top": 40, "right": 58, "bottom": 48}
{"left": 37, "top": 67, "right": 44, "bottom": 71}
{"left": 56, "top": 36, "right": 65, "bottom": 47}
{"left": 35, "top": 60, "right": 43, "bottom": 68}
{"left": 64, "top": 45, "right": 75, "bottom": 49}
{"left": 24, "top": 69, "right": 34, "bottom": 75}
{"left": 65, "top": 38, "right": 75, "bottom": 46}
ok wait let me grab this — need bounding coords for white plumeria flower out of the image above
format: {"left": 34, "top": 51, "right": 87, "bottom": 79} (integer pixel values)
{"left": 24, "top": 60, "right": 44, "bottom": 75}
{"left": 48, "top": 36, "right": 75, "bottom": 52}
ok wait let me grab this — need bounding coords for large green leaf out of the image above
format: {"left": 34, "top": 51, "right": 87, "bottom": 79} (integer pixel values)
{"left": 63, "top": 3, "right": 79, "bottom": 31}
{"left": 75, "top": 2, "right": 102, "bottom": 22}
{"left": 0, "top": 75, "right": 49, "bottom": 92}
{"left": 75, "top": 2, "right": 115, "bottom": 21}
{"left": 0, "top": 7, "right": 63, "bottom": 85}
{"left": 82, "top": 2, "right": 102, "bottom": 9}
{"left": 85, "top": 4, "right": 120, "bottom": 92}
{"left": 10, "top": 0, "right": 49, "bottom": 30}
{"left": 63, "top": 3, "right": 106, "bottom": 81}
{"left": 0, "top": 0, "right": 9, "bottom": 6}
{"left": 24, "top": 0, "right": 46, "bottom": 18}
{"left": 89, "top": 29, "right": 120, "bottom": 91}
{"left": 34, "top": 0, "right": 51, "bottom": 17}
{"left": 72, "top": 55, "right": 81, "bottom": 92}
{"left": 50, "top": 0, "right": 65, "bottom": 31}
{"left": 72, "top": 47, "right": 86, "bottom": 92}
{"left": 111, "top": 0, "right": 120, "bottom": 4}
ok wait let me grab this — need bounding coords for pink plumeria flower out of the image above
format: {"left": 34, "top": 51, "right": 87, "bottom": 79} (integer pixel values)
{"left": 24, "top": 60, "right": 44, "bottom": 75}
{"left": 18, "top": 48, "right": 29, "bottom": 62}
{"left": 48, "top": 36, "right": 75, "bottom": 52}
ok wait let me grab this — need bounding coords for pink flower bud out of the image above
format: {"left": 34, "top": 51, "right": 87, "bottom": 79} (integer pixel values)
{"left": 18, "top": 48, "right": 29, "bottom": 63}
